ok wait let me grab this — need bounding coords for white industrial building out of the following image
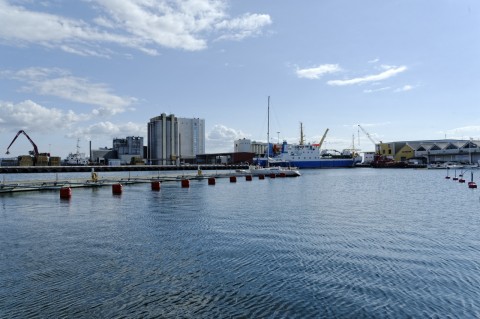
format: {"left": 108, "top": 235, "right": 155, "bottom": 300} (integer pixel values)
{"left": 148, "top": 113, "right": 205, "bottom": 165}
{"left": 234, "top": 138, "right": 267, "bottom": 155}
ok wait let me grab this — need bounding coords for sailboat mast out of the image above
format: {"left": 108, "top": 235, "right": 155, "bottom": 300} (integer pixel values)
{"left": 267, "top": 96, "right": 270, "bottom": 167}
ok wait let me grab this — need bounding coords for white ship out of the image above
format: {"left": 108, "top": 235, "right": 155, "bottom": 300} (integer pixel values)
{"left": 64, "top": 139, "right": 89, "bottom": 165}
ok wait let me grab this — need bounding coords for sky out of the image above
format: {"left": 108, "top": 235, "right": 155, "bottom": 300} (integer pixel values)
{"left": 1, "top": 0, "right": 480, "bottom": 158}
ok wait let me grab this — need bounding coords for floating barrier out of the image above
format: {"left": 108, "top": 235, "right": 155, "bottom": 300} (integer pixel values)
{"left": 112, "top": 183, "right": 123, "bottom": 194}
{"left": 151, "top": 181, "right": 161, "bottom": 191}
{"left": 0, "top": 169, "right": 296, "bottom": 195}
{"left": 60, "top": 187, "right": 72, "bottom": 199}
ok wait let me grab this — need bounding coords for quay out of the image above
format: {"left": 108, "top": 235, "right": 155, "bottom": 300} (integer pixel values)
{"left": 0, "top": 164, "right": 247, "bottom": 174}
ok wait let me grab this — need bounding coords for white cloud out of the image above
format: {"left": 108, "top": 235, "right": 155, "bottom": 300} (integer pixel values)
{"left": 215, "top": 13, "right": 272, "bottom": 41}
{"left": 363, "top": 87, "right": 391, "bottom": 94}
{"left": 296, "top": 64, "right": 341, "bottom": 80}
{"left": 328, "top": 66, "right": 407, "bottom": 86}
{"left": 0, "top": 0, "right": 272, "bottom": 55}
{"left": 3, "top": 67, "right": 137, "bottom": 116}
{"left": 69, "top": 121, "right": 147, "bottom": 139}
{"left": 206, "top": 124, "right": 248, "bottom": 152}
{"left": 0, "top": 99, "right": 82, "bottom": 133}
{"left": 394, "top": 84, "right": 414, "bottom": 92}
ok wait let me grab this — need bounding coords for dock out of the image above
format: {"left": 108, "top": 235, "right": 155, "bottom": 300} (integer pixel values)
{"left": 0, "top": 169, "right": 257, "bottom": 194}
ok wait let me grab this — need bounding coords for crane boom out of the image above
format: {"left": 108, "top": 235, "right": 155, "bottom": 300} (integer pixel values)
{"left": 358, "top": 125, "right": 377, "bottom": 145}
{"left": 318, "top": 128, "right": 329, "bottom": 148}
{"left": 6, "top": 130, "right": 39, "bottom": 156}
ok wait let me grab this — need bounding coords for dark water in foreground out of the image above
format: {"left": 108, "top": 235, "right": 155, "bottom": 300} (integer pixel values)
{"left": 1, "top": 168, "right": 480, "bottom": 318}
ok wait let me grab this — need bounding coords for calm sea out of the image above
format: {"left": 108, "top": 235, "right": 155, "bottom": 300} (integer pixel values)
{"left": 1, "top": 168, "right": 479, "bottom": 318}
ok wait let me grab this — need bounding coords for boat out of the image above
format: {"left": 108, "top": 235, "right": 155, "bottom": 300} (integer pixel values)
{"left": 249, "top": 165, "right": 301, "bottom": 177}
{"left": 64, "top": 139, "right": 89, "bottom": 166}
{"left": 250, "top": 96, "right": 301, "bottom": 177}
{"left": 253, "top": 125, "right": 362, "bottom": 169}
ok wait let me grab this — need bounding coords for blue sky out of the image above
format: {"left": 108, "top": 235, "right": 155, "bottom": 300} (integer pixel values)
{"left": 1, "top": 0, "right": 479, "bottom": 158}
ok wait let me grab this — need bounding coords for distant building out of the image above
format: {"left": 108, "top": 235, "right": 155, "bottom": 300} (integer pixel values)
{"left": 178, "top": 117, "right": 205, "bottom": 162}
{"left": 148, "top": 113, "right": 205, "bottom": 165}
{"left": 91, "top": 147, "right": 117, "bottom": 165}
{"left": 376, "top": 139, "right": 480, "bottom": 164}
{"left": 113, "top": 136, "right": 144, "bottom": 164}
{"left": 234, "top": 138, "right": 266, "bottom": 156}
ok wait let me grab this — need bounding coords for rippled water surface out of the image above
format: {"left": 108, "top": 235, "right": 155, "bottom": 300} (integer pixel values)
{"left": 1, "top": 168, "right": 480, "bottom": 318}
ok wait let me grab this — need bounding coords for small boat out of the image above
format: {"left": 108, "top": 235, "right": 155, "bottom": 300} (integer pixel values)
{"left": 249, "top": 165, "right": 301, "bottom": 177}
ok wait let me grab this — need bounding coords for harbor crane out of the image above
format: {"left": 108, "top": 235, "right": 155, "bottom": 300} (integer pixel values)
{"left": 358, "top": 125, "right": 381, "bottom": 154}
{"left": 318, "top": 128, "right": 329, "bottom": 148}
{"left": 5, "top": 130, "right": 49, "bottom": 159}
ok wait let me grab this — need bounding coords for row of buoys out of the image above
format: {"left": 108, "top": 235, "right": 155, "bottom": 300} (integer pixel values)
{"left": 445, "top": 169, "right": 477, "bottom": 189}
{"left": 59, "top": 173, "right": 283, "bottom": 199}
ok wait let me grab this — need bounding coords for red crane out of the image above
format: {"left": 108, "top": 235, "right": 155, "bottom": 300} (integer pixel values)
{"left": 5, "top": 130, "right": 40, "bottom": 156}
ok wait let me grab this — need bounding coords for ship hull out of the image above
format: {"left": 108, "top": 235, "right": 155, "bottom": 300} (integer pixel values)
{"left": 255, "top": 158, "right": 357, "bottom": 169}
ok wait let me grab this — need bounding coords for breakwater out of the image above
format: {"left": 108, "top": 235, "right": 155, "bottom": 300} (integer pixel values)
{"left": 0, "top": 164, "right": 247, "bottom": 174}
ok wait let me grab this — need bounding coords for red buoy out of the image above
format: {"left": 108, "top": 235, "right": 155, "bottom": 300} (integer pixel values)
{"left": 208, "top": 177, "right": 216, "bottom": 185}
{"left": 468, "top": 182, "right": 477, "bottom": 189}
{"left": 112, "top": 183, "right": 123, "bottom": 194}
{"left": 279, "top": 173, "right": 286, "bottom": 178}
{"left": 60, "top": 187, "right": 72, "bottom": 199}
{"left": 151, "top": 181, "right": 161, "bottom": 191}
{"left": 269, "top": 173, "right": 276, "bottom": 178}
{"left": 459, "top": 178, "right": 466, "bottom": 183}
{"left": 181, "top": 179, "right": 190, "bottom": 188}
{"left": 230, "top": 176, "right": 237, "bottom": 183}
{"left": 245, "top": 175, "right": 252, "bottom": 181}
{"left": 258, "top": 174, "right": 265, "bottom": 180}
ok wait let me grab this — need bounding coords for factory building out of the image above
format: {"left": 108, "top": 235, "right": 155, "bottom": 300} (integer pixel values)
{"left": 113, "top": 136, "right": 144, "bottom": 164}
{"left": 148, "top": 114, "right": 205, "bottom": 165}
{"left": 377, "top": 139, "right": 480, "bottom": 165}
{"left": 234, "top": 138, "right": 267, "bottom": 156}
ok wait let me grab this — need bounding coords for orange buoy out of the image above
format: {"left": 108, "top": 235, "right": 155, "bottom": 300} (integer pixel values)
{"left": 208, "top": 177, "right": 216, "bottom": 185}
{"left": 269, "top": 173, "right": 276, "bottom": 178}
{"left": 245, "top": 175, "right": 252, "bottom": 181}
{"left": 112, "top": 183, "right": 123, "bottom": 194}
{"left": 258, "top": 174, "right": 265, "bottom": 180}
{"left": 230, "top": 176, "right": 237, "bottom": 183}
{"left": 151, "top": 181, "right": 161, "bottom": 191}
{"left": 60, "top": 187, "right": 72, "bottom": 199}
{"left": 181, "top": 179, "right": 190, "bottom": 188}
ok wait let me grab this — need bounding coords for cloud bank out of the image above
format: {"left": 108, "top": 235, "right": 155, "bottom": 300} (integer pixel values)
{"left": 0, "top": 0, "right": 272, "bottom": 55}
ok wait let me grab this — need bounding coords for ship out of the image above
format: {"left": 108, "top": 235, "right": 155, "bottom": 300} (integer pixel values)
{"left": 253, "top": 126, "right": 362, "bottom": 169}
{"left": 64, "top": 139, "right": 89, "bottom": 166}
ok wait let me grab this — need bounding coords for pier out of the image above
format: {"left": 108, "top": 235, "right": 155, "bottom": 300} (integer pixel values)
{"left": 0, "top": 164, "right": 248, "bottom": 174}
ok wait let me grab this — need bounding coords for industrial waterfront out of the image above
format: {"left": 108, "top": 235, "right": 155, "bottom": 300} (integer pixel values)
{"left": 1, "top": 168, "right": 480, "bottom": 318}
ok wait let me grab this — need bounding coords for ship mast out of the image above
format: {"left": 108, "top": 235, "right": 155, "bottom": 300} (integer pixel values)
{"left": 267, "top": 96, "right": 270, "bottom": 167}
{"left": 300, "top": 122, "right": 305, "bottom": 145}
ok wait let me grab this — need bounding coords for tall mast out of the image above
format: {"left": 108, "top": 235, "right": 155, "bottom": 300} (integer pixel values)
{"left": 267, "top": 96, "right": 270, "bottom": 167}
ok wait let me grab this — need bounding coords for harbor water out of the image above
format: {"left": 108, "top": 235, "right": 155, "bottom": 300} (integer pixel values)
{"left": 1, "top": 168, "right": 480, "bottom": 318}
